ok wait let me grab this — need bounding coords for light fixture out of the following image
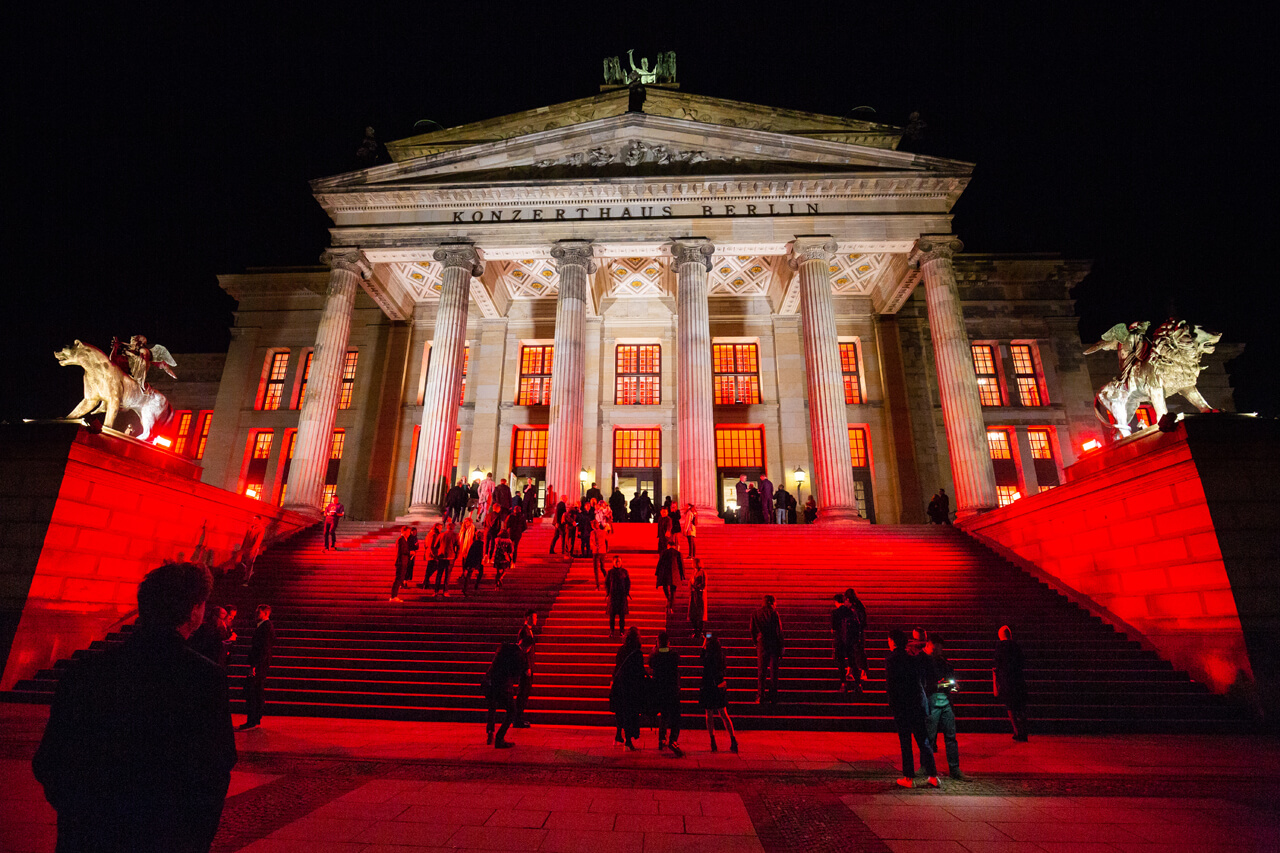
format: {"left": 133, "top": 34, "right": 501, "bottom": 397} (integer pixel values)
{"left": 1081, "top": 439, "right": 1101, "bottom": 452}
{"left": 580, "top": 468, "right": 590, "bottom": 482}
{"left": 245, "top": 487, "right": 259, "bottom": 499}
{"left": 154, "top": 436, "right": 172, "bottom": 448}
{"left": 470, "top": 466, "right": 483, "bottom": 481}
{"left": 794, "top": 467, "right": 806, "bottom": 484}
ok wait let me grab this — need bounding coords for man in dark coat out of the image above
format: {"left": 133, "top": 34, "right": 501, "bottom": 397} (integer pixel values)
{"left": 749, "top": 595, "right": 784, "bottom": 704}
{"left": 609, "top": 487, "right": 628, "bottom": 521}
{"left": 994, "top": 625, "right": 1030, "bottom": 741}
{"left": 649, "top": 630, "right": 683, "bottom": 756}
{"left": 655, "top": 540, "right": 685, "bottom": 613}
{"left": 773, "top": 486, "right": 791, "bottom": 524}
{"left": 514, "top": 609, "right": 537, "bottom": 728}
{"left": 484, "top": 642, "right": 522, "bottom": 748}
{"left": 605, "top": 557, "right": 631, "bottom": 635}
{"left": 445, "top": 480, "right": 468, "bottom": 522}
{"left": 34, "top": 562, "right": 236, "bottom": 853}
{"left": 758, "top": 474, "right": 775, "bottom": 524}
{"left": 585, "top": 482, "right": 603, "bottom": 503}
{"left": 927, "top": 488, "right": 951, "bottom": 524}
{"left": 656, "top": 507, "right": 672, "bottom": 551}
{"left": 189, "top": 605, "right": 230, "bottom": 668}
{"left": 522, "top": 479, "right": 538, "bottom": 520}
{"left": 830, "top": 594, "right": 853, "bottom": 693}
{"left": 886, "top": 628, "right": 939, "bottom": 788}
{"left": 734, "top": 475, "right": 749, "bottom": 523}
{"left": 549, "top": 500, "right": 569, "bottom": 553}
{"left": 240, "top": 605, "right": 275, "bottom": 730}
{"left": 845, "top": 587, "right": 868, "bottom": 693}
{"left": 493, "top": 478, "right": 513, "bottom": 510}
{"left": 576, "top": 502, "right": 594, "bottom": 556}
{"left": 390, "top": 525, "right": 413, "bottom": 602}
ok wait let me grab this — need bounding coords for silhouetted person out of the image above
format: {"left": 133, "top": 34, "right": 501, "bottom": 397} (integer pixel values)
{"left": 845, "top": 587, "right": 868, "bottom": 693}
{"left": 610, "top": 487, "right": 628, "bottom": 521}
{"left": 735, "top": 476, "right": 749, "bottom": 523}
{"left": 323, "top": 495, "right": 344, "bottom": 550}
{"left": 750, "top": 594, "right": 784, "bottom": 704}
{"left": 585, "top": 482, "right": 603, "bottom": 503}
{"left": 483, "top": 642, "right": 522, "bottom": 748}
{"left": 513, "top": 609, "right": 537, "bottom": 728}
{"left": 803, "top": 496, "right": 817, "bottom": 523}
{"left": 886, "top": 628, "right": 939, "bottom": 788}
{"left": 699, "top": 634, "right": 738, "bottom": 753}
{"left": 831, "top": 594, "right": 854, "bottom": 693}
{"left": 655, "top": 539, "right": 685, "bottom": 613}
{"left": 240, "top": 605, "right": 274, "bottom": 729}
{"left": 774, "top": 486, "right": 791, "bottom": 524}
{"left": 492, "top": 526, "right": 514, "bottom": 589}
{"left": 657, "top": 507, "right": 672, "bottom": 551}
{"left": 432, "top": 519, "right": 460, "bottom": 596}
{"left": 923, "top": 635, "right": 964, "bottom": 779}
{"left": 927, "top": 488, "right": 950, "bottom": 524}
{"left": 549, "top": 499, "right": 569, "bottom": 553}
{"left": 445, "top": 479, "right": 469, "bottom": 522}
{"left": 758, "top": 475, "right": 775, "bottom": 524}
{"left": 189, "top": 606, "right": 229, "bottom": 668}
{"left": 390, "top": 525, "right": 412, "bottom": 602}
{"left": 605, "top": 557, "right": 631, "bottom": 635}
{"left": 522, "top": 479, "right": 537, "bottom": 520}
{"left": 682, "top": 503, "right": 698, "bottom": 557}
{"left": 610, "top": 627, "right": 645, "bottom": 750}
{"left": 649, "top": 630, "right": 683, "bottom": 756}
{"left": 688, "top": 559, "right": 707, "bottom": 639}
{"left": 35, "top": 562, "right": 236, "bottom": 853}
{"left": 460, "top": 527, "right": 485, "bottom": 595}
{"left": 994, "top": 625, "right": 1029, "bottom": 741}
{"left": 576, "top": 501, "right": 594, "bottom": 556}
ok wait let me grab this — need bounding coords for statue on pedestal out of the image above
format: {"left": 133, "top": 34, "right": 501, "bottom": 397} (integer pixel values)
{"left": 1085, "top": 318, "right": 1222, "bottom": 438}
{"left": 56, "top": 338, "right": 175, "bottom": 441}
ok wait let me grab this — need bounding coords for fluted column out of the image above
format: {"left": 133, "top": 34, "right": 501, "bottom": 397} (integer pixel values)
{"left": 544, "top": 240, "right": 594, "bottom": 504}
{"left": 284, "top": 248, "right": 370, "bottom": 515}
{"left": 910, "top": 235, "right": 997, "bottom": 517}
{"left": 407, "top": 241, "right": 484, "bottom": 518}
{"left": 673, "top": 238, "right": 719, "bottom": 521}
{"left": 788, "top": 236, "right": 862, "bottom": 524}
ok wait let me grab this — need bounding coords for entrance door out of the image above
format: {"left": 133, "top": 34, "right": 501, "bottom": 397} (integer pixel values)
{"left": 511, "top": 468, "right": 546, "bottom": 516}
{"left": 614, "top": 469, "right": 660, "bottom": 521}
{"left": 718, "top": 469, "right": 765, "bottom": 522}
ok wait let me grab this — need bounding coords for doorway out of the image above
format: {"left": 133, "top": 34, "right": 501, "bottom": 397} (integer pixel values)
{"left": 613, "top": 469, "right": 660, "bottom": 521}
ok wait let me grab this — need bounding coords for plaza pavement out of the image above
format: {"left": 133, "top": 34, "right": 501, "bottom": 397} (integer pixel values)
{"left": 1, "top": 704, "right": 1277, "bottom": 853}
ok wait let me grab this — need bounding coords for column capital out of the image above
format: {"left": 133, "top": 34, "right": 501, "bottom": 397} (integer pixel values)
{"left": 320, "top": 248, "right": 372, "bottom": 280}
{"left": 909, "top": 235, "right": 964, "bottom": 269}
{"left": 787, "top": 235, "right": 838, "bottom": 270}
{"left": 550, "top": 239, "right": 597, "bottom": 274}
{"left": 433, "top": 241, "right": 485, "bottom": 277}
{"left": 670, "top": 237, "right": 715, "bottom": 271}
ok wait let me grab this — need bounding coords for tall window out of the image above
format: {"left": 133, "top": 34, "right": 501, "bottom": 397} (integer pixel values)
{"left": 512, "top": 426, "right": 548, "bottom": 468}
{"left": 715, "top": 426, "right": 764, "bottom": 468}
{"left": 848, "top": 426, "right": 874, "bottom": 521}
{"left": 338, "top": 351, "right": 359, "bottom": 409}
{"left": 172, "top": 411, "right": 193, "bottom": 455}
{"left": 1028, "top": 427, "right": 1061, "bottom": 488}
{"left": 614, "top": 428, "right": 661, "bottom": 468}
{"left": 1010, "top": 344, "right": 1044, "bottom": 406}
{"left": 321, "top": 429, "right": 345, "bottom": 508}
{"left": 422, "top": 344, "right": 469, "bottom": 405}
{"left": 972, "top": 345, "right": 1004, "bottom": 406}
{"left": 712, "top": 343, "right": 761, "bottom": 405}
{"left": 517, "top": 345, "right": 553, "bottom": 405}
{"left": 244, "top": 431, "right": 273, "bottom": 498}
{"left": 987, "top": 428, "right": 1019, "bottom": 506}
{"left": 848, "top": 427, "right": 869, "bottom": 468}
{"left": 459, "top": 347, "right": 469, "bottom": 404}
{"left": 296, "top": 352, "right": 313, "bottom": 408}
{"left": 615, "top": 344, "right": 661, "bottom": 404}
{"left": 259, "top": 351, "right": 290, "bottom": 410}
{"left": 987, "top": 429, "right": 1013, "bottom": 460}
{"left": 194, "top": 411, "right": 213, "bottom": 460}
{"left": 278, "top": 430, "right": 297, "bottom": 505}
{"left": 840, "top": 343, "right": 863, "bottom": 404}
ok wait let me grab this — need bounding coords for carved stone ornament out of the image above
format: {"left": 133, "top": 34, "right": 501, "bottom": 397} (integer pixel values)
{"left": 786, "top": 236, "right": 839, "bottom": 270}
{"left": 320, "top": 248, "right": 373, "bottom": 280}
{"left": 550, "top": 240, "right": 597, "bottom": 274}
{"left": 532, "top": 140, "right": 732, "bottom": 169}
{"left": 432, "top": 241, "right": 485, "bottom": 277}
{"left": 908, "top": 236, "right": 964, "bottom": 269}
{"left": 670, "top": 238, "right": 715, "bottom": 272}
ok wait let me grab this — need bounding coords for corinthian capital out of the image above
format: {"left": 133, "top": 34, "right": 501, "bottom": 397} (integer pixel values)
{"left": 670, "top": 238, "right": 715, "bottom": 272}
{"left": 550, "top": 239, "right": 597, "bottom": 274}
{"left": 909, "top": 235, "right": 964, "bottom": 269}
{"left": 433, "top": 241, "right": 485, "bottom": 277}
{"left": 786, "top": 235, "right": 838, "bottom": 271}
{"left": 320, "top": 248, "right": 373, "bottom": 280}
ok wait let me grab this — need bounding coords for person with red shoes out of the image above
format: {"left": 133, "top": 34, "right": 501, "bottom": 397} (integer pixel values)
{"left": 886, "top": 628, "right": 940, "bottom": 789}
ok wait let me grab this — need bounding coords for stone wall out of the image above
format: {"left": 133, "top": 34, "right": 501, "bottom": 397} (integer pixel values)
{"left": 0, "top": 422, "right": 312, "bottom": 691}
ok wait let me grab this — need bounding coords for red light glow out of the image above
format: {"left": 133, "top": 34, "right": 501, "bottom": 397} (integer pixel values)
{"left": 153, "top": 436, "right": 172, "bottom": 448}
{"left": 1082, "top": 439, "right": 1101, "bottom": 452}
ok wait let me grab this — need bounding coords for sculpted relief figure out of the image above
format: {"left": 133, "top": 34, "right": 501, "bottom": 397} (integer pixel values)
{"left": 1085, "top": 318, "right": 1221, "bottom": 438}
{"left": 56, "top": 338, "right": 175, "bottom": 440}
{"left": 627, "top": 49, "right": 656, "bottom": 85}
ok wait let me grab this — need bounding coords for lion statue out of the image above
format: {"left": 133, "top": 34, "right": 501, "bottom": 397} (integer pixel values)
{"left": 1085, "top": 318, "right": 1221, "bottom": 438}
{"left": 55, "top": 340, "right": 174, "bottom": 441}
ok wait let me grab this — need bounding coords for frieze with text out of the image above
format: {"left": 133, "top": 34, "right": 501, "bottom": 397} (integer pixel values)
{"left": 448, "top": 202, "right": 822, "bottom": 223}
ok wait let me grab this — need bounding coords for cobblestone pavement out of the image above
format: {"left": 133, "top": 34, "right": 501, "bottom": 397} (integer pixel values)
{"left": 2, "top": 706, "right": 1278, "bottom": 853}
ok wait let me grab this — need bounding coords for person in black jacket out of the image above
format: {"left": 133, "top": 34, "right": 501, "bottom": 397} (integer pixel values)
{"left": 699, "top": 634, "right": 738, "bottom": 753}
{"left": 514, "top": 610, "right": 537, "bottom": 728}
{"left": 844, "top": 587, "right": 868, "bottom": 693}
{"left": 609, "top": 487, "right": 628, "bottom": 522}
{"left": 189, "top": 605, "right": 229, "bottom": 668}
{"left": 655, "top": 540, "right": 685, "bottom": 613}
{"left": 993, "top": 625, "right": 1030, "bottom": 741}
{"left": 605, "top": 557, "right": 631, "bottom": 635}
{"left": 484, "top": 641, "right": 522, "bottom": 748}
{"left": 610, "top": 627, "right": 646, "bottom": 750}
{"left": 885, "top": 628, "right": 939, "bottom": 788}
{"left": 749, "top": 595, "right": 784, "bottom": 704}
{"left": 922, "top": 634, "right": 964, "bottom": 779}
{"left": 239, "top": 605, "right": 275, "bottom": 730}
{"left": 648, "top": 630, "right": 683, "bottom": 757}
{"left": 33, "top": 562, "right": 236, "bottom": 853}
{"left": 549, "top": 499, "right": 570, "bottom": 554}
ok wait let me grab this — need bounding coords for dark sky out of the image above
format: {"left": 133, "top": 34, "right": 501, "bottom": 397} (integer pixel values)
{"left": 7, "top": 2, "right": 1274, "bottom": 421}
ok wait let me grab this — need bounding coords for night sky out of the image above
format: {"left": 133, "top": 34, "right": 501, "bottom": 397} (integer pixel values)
{"left": 8, "top": 3, "right": 1273, "bottom": 422}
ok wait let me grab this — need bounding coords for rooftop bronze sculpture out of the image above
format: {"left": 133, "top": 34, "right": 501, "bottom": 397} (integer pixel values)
{"left": 56, "top": 338, "right": 175, "bottom": 441}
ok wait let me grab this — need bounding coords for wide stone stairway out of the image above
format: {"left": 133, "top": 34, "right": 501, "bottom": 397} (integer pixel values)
{"left": 8, "top": 520, "right": 1246, "bottom": 732}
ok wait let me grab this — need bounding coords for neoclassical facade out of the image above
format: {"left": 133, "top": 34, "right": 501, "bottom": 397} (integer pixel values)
{"left": 189, "top": 87, "right": 1129, "bottom": 524}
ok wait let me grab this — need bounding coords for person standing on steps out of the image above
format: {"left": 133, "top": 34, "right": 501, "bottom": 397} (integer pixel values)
{"left": 750, "top": 594, "right": 784, "bottom": 705}
{"left": 514, "top": 609, "right": 537, "bottom": 728}
{"left": 478, "top": 472, "right": 495, "bottom": 525}
{"left": 831, "top": 594, "right": 853, "bottom": 693}
{"left": 576, "top": 501, "right": 594, "bottom": 557}
{"left": 240, "top": 605, "right": 274, "bottom": 731}
{"left": 886, "top": 628, "right": 939, "bottom": 789}
{"left": 609, "top": 486, "right": 628, "bottom": 522}
{"left": 656, "top": 507, "right": 672, "bottom": 552}
{"left": 846, "top": 587, "right": 869, "bottom": 694}
{"left": 758, "top": 474, "right": 775, "bottom": 524}
{"left": 390, "top": 525, "right": 412, "bottom": 602}
{"left": 322, "top": 495, "right": 344, "bottom": 550}
{"left": 522, "top": 479, "right": 537, "bottom": 521}
{"left": 681, "top": 503, "right": 698, "bottom": 558}
{"left": 432, "top": 518, "right": 460, "bottom": 597}
{"left": 803, "top": 495, "right": 817, "bottom": 524}
{"left": 483, "top": 641, "right": 521, "bottom": 748}
{"left": 591, "top": 519, "right": 610, "bottom": 589}
{"left": 445, "top": 479, "right": 467, "bottom": 522}
{"left": 493, "top": 477, "right": 512, "bottom": 512}
{"left": 923, "top": 634, "right": 965, "bottom": 780}
{"left": 688, "top": 559, "right": 707, "bottom": 640}
{"left": 649, "top": 630, "right": 683, "bottom": 757}
{"left": 549, "top": 499, "right": 569, "bottom": 554}
{"left": 484, "top": 505, "right": 505, "bottom": 563}
{"left": 994, "top": 625, "right": 1030, "bottom": 741}
{"left": 605, "top": 556, "right": 631, "bottom": 636}
{"left": 927, "top": 488, "right": 951, "bottom": 524}
{"left": 609, "top": 627, "right": 645, "bottom": 750}
{"left": 460, "top": 524, "right": 485, "bottom": 595}
{"left": 655, "top": 537, "right": 685, "bottom": 614}
{"left": 585, "top": 482, "right": 603, "bottom": 503}
{"left": 492, "top": 525, "right": 514, "bottom": 590}
{"left": 699, "top": 634, "right": 738, "bottom": 753}
{"left": 773, "top": 484, "right": 791, "bottom": 524}
{"left": 734, "top": 475, "right": 749, "bottom": 524}
{"left": 506, "top": 510, "right": 527, "bottom": 567}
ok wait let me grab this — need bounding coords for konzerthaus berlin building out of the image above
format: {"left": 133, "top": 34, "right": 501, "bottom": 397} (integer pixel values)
{"left": 180, "top": 83, "right": 1201, "bottom": 525}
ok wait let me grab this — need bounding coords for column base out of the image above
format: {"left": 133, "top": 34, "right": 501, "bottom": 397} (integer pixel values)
{"left": 397, "top": 504, "right": 444, "bottom": 524}
{"left": 282, "top": 503, "right": 323, "bottom": 523}
{"left": 954, "top": 506, "right": 995, "bottom": 521}
{"left": 813, "top": 506, "right": 871, "bottom": 526}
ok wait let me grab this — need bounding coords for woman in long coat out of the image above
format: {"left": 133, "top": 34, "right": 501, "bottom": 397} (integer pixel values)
{"left": 610, "top": 627, "right": 646, "bottom": 750}
{"left": 699, "top": 634, "right": 738, "bottom": 753}
{"left": 605, "top": 558, "right": 631, "bottom": 635}
{"left": 688, "top": 559, "right": 707, "bottom": 640}
{"left": 654, "top": 541, "right": 684, "bottom": 613}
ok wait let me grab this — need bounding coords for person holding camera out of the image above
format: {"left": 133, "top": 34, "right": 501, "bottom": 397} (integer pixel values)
{"left": 923, "top": 634, "right": 964, "bottom": 780}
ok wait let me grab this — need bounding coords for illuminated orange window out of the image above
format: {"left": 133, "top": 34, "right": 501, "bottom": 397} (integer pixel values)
{"left": 194, "top": 412, "right": 213, "bottom": 459}
{"left": 278, "top": 430, "right": 297, "bottom": 505}
{"left": 716, "top": 426, "right": 765, "bottom": 468}
{"left": 614, "top": 428, "right": 661, "bottom": 468}
{"left": 840, "top": 343, "right": 863, "bottom": 404}
{"left": 996, "top": 485, "right": 1020, "bottom": 507}
{"left": 322, "top": 484, "right": 337, "bottom": 506}
{"left": 512, "top": 426, "right": 548, "bottom": 468}
{"left": 329, "top": 430, "right": 345, "bottom": 460}
{"left": 1134, "top": 404, "right": 1157, "bottom": 429}
{"left": 712, "top": 343, "right": 761, "bottom": 405}
{"left": 1027, "top": 428, "right": 1053, "bottom": 460}
{"left": 172, "top": 411, "right": 193, "bottom": 455}
{"left": 423, "top": 344, "right": 469, "bottom": 405}
{"left": 1028, "top": 427, "right": 1061, "bottom": 488}
{"left": 517, "top": 345, "right": 553, "bottom": 405}
{"left": 615, "top": 345, "right": 661, "bottom": 404}
{"left": 252, "top": 432, "right": 273, "bottom": 459}
{"left": 1011, "top": 344, "right": 1044, "bottom": 406}
{"left": 244, "top": 430, "right": 272, "bottom": 498}
{"left": 338, "top": 351, "right": 359, "bottom": 409}
{"left": 454, "top": 429, "right": 462, "bottom": 468}
{"left": 296, "top": 352, "right": 313, "bottom": 408}
{"left": 987, "top": 429, "right": 1013, "bottom": 460}
{"left": 260, "top": 352, "right": 290, "bottom": 410}
{"left": 848, "top": 427, "right": 869, "bottom": 468}
{"left": 972, "top": 345, "right": 1003, "bottom": 406}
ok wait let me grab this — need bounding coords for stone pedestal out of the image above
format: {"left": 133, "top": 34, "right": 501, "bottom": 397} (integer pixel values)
{"left": 544, "top": 240, "right": 594, "bottom": 504}
{"left": 284, "top": 249, "right": 369, "bottom": 516}
{"left": 911, "top": 236, "right": 997, "bottom": 517}
{"left": 406, "top": 242, "right": 483, "bottom": 520}
{"left": 673, "top": 239, "right": 719, "bottom": 522}
{"left": 789, "top": 237, "right": 862, "bottom": 524}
